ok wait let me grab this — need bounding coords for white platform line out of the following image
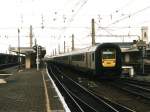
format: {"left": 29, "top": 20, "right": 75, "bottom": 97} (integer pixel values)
{"left": 46, "top": 65, "right": 71, "bottom": 112}
{"left": 0, "top": 74, "right": 13, "bottom": 76}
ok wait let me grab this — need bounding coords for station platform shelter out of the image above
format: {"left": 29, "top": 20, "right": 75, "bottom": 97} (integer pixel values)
{"left": 9, "top": 47, "right": 45, "bottom": 69}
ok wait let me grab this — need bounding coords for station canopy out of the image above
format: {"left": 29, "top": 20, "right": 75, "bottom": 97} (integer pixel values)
{"left": 9, "top": 47, "right": 36, "bottom": 55}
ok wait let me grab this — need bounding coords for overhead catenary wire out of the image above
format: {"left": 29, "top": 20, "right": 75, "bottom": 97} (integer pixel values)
{"left": 110, "top": 0, "right": 136, "bottom": 18}
{"left": 92, "top": 20, "right": 140, "bottom": 43}
{"left": 59, "top": 0, "right": 89, "bottom": 34}
{"left": 70, "top": 0, "right": 89, "bottom": 22}
{"left": 91, "top": 4, "right": 150, "bottom": 37}
{"left": 95, "top": 22, "right": 113, "bottom": 35}
{"left": 106, "top": 5, "right": 150, "bottom": 27}
{"left": 56, "top": 0, "right": 89, "bottom": 43}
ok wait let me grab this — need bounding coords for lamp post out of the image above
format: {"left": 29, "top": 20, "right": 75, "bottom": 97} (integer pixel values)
{"left": 36, "top": 45, "right": 42, "bottom": 71}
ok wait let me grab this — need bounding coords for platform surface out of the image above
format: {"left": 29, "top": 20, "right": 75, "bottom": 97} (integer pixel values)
{"left": 0, "top": 68, "right": 64, "bottom": 112}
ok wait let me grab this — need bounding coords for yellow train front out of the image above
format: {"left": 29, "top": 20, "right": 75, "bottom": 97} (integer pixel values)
{"left": 102, "top": 50, "right": 116, "bottom": 68}
{"left": 95, "top": 43, "right": 122, "bottom": 78}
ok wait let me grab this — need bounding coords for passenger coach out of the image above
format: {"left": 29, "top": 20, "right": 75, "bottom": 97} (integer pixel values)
{"left": 51, "top": 43, "right": 122, "bottom": 78}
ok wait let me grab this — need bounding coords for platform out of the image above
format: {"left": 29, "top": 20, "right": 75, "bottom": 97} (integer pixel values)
{"left": 0, "top": 68, "right": 65, "bottom": 112}
{"left": 131, "top": 75, "right": 150, "bottom": 82}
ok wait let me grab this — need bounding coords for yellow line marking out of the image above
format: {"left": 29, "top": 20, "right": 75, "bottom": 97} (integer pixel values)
{"left": 42, "top": 71, "right": 51, "bottom": 112}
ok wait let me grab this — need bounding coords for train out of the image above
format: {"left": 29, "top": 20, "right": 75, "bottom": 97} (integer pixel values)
{"left": 0, "top": 53, "right": 25, "bottom": 69}
{"left": 49, "top": 43, "right": 122, "bottom": 78}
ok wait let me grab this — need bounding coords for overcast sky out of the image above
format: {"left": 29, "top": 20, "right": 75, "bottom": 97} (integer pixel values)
{"left": 0, "top": 0, "right": 150, "bottom": 54}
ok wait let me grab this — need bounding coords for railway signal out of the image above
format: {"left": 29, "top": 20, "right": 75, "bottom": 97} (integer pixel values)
{"left": 33, "top": 45, "right": 42, "bottom": 57}
{"left": 38, "top": 46, "right": 42, "bottom": 57}
{"left": 33, "top": 45, "right": 42, "bottom": 71}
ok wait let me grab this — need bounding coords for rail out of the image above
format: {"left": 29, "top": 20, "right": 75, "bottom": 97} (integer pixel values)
{"left": 47, "top": 63, "right": 135, "bottom": 112}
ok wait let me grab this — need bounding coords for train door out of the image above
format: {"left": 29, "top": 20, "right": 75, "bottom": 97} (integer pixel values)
{"left": 87, "top": 52, "right": 91, "bottom": 68}
{"left": 86, "top": 52, "right": 88, "bottom": 67}
{"left": 91, "top": 52, "right": 95, "bottom": 69}
{"left": 68, "top": 55, "right": 71, "bottom": 64}
{"left": 89, "top": 53, "right": 92, "bottom": 68}
{"left": 86, "top": 52, "right": 89, "bottom": 68}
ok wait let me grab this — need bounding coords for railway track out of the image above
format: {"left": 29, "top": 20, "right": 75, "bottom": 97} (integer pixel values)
{"left": 47, "top": 63, "right": 135, "bottom": 112}
{"left": 113, "top": 79, "right": 150, "bottom": 100}
{"left": 120, "top": 78, "right": 150, "bottom": 87}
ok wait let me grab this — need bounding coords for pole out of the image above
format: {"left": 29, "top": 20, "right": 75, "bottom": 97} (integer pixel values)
{"left": 137, "top": 40, "right": 147, "bottom": 75}
{"left": 72, "top": 34, "right": 75, "bottom": 51}
{"left": 18, "top": 28, "right": 21, "bottom": 70}
{"left": 36, "top": 45, "right": 39, "bottom": 71}
{"left": 142, "top": 47, "right": 145, "bottom": 74}
{"left": 53, "top": 49, "right": 54, "bottom": 56}
{"left": 64, "top": 41, "right": 66, "bottom": 53}
{"left": 91, "top": 18, "right": 95, "bottom": 46}
{"left": 55, "top": 48, "right": 57, "bottom": 55}
{"left": 30, "top": 25, "right": 33, "bottom": 47}
{"left": 58, "top": 44, "right": 60, "bottom": 54}
{"left": 34, "top": 38, "right": 37, "bottom": 46}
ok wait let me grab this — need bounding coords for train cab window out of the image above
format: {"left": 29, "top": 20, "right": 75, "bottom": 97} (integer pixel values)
{"left": 102, "top": 49, "right": 116, "bottom": 59}
{"left": 101, "top": 48, "right": 116, "bottom": 67}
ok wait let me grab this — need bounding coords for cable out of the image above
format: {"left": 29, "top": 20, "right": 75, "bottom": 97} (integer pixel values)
{"left": 56, "top": 0, "right": 89, "bottom": 42}
{"left": 60, "top": 0, "right": 89, "bottom": 33}
{"left": 70, "top": 0, "right": 89, "bottom": 22}
{"left": 95, "top": 22, "right": 113, "bottom": 35}
{"left": 107, "top": 5, "right": 150, "bottom": 27}
{"left": 110, "top": 0, "right": 136, "bottom": 16}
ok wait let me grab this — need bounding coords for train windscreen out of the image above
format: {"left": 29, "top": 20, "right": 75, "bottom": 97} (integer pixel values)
{"left": 102, "top": 49, "right": 116, "bottom": 59}
{"left": 101, "top": 49, "right": 116, "bottom": 67}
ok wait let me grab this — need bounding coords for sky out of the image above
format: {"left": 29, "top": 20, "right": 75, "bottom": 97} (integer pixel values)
{"left": 0, "top": 0, "right": 150, "bottom": 55}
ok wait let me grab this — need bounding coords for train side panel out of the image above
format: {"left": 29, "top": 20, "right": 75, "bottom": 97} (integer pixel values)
{"left": 86, "top": 52, "right": 95, "bottom": 70}
{"left": 70, "top": 53, "right": 87, "bottom": 70}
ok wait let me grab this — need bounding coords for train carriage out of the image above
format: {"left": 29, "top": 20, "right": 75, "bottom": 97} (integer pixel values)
{"left": 50, "top": 43, "right": 122, "bottom": 78}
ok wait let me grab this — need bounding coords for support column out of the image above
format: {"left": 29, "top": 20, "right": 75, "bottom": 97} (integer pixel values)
{"left": 72, "top": 34, "right": 75, "bottom": 51}
{"left": 30, "top": 25, "right": 33, "bottom": 47}
{"left": 25, "top": 55, "right": 31, "bottom": 69}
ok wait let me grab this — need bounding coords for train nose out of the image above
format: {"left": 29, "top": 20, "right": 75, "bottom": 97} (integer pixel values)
{"left": 102, "top": 60, "right": 116, "bottom": 67}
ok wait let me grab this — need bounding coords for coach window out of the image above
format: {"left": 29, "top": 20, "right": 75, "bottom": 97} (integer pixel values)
{"left": 92, "top": 53, "right": 95, "bottom": 61}
{"left": 72, "top": 54, "right": 84, "bottom": 61}
{"left": 63, "top": 56, "right": 68, "bottom": 61}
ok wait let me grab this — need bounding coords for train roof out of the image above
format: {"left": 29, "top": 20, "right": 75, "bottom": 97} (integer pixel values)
{"left": 59, "top": 44, "right": 99, "bottom": 57}
{"left": 49, "top": 43, "right": 120, "bottom": 58}
{"left": 51, "top": 43, "right": 104, "bottom": 58}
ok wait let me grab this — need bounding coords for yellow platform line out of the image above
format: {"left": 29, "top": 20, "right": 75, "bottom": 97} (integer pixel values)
{"left": 42, "top": 71, "right": 51, "bottom": 112}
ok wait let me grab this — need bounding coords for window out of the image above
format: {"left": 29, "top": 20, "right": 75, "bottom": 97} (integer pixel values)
{"left": 72, "top": 54, "right": 84, "bottom": 61}
{"left": 102, "top": 49, "right": 116, "bottom": 59}
{"left": 62, "top": 56, "right": 68, "bottom": 61}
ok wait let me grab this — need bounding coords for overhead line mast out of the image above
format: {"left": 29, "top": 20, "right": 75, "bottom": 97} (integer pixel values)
{"left": 91, "top": 18, "right": 95, "bottom": 46}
